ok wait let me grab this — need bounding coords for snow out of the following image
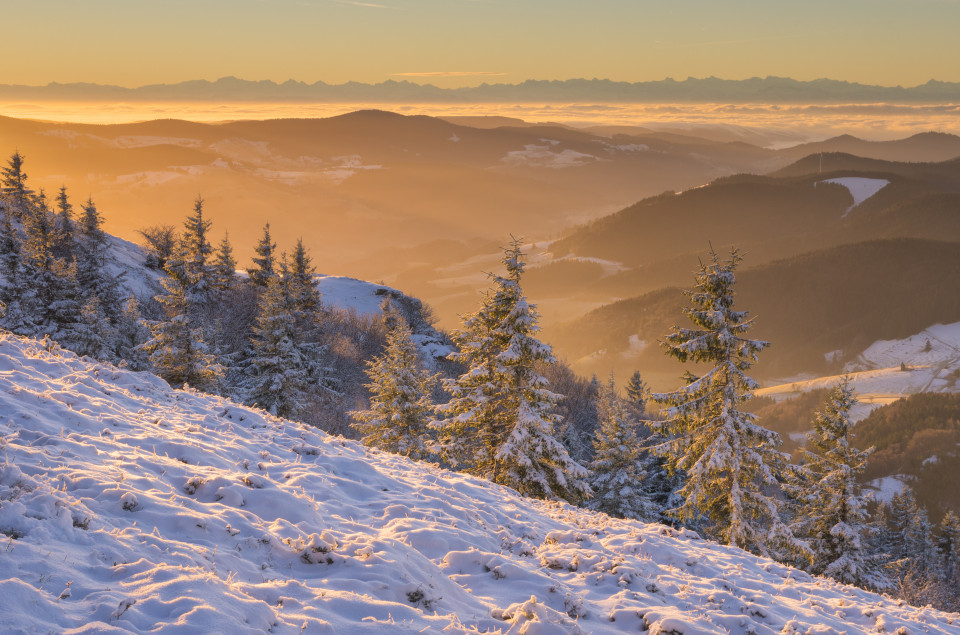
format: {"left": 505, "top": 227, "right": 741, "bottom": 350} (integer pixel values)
{"left": 864, "top": 476, "right": 911, "bottom": 504}
{"left": 758, "top": 321, "right": 960, "bottom": 422}
{"left": 501, "top": 144, "right": 599, "bottom": 169}
{"left": 314, "top": 275, "right": 410, "bottom": 317}
{"left": 0, "top": 333, "right": 957, "bottom": 633}
{"left": 819, "top": 177, "right": 889, "bottom": 217}
{"left": 313, "top": 275, "right": 455, "bottom": 361}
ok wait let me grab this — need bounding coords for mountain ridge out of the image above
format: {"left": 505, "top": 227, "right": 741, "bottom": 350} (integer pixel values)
{"left": 5, "top": 76, "right": 960, "bottom": 103}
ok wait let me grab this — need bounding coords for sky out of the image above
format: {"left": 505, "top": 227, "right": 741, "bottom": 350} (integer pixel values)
{"left": 4, "top": 0, "right": 960, "bottom": 88}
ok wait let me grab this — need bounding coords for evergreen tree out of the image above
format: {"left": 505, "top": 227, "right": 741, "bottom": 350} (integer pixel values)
{"left": 244, "top": 257, "right": 325, "bottom": 418}
{"left": 937, "top": 511, "right": 960, "bottom": 605}
{"left": 247, "top": 223, "right": 276, "bottom": 287}
{"left": 116, "top": 296, "right": 151, "bottom": 371}
{"left": 75, "top": 198, "right": 122, "bottom": 322}
{"left": 351, "top": 301, "right": 436, "bottom": 460}
{"left": 884, "top": 487, "right": 944, "bottom": 608}
{"left": 74, "top": 295, "right": 119, "bottom": 361}
{"left": 1, "top": 151, "right": 33, "bottom": 217}
{"left": 20, "top": 189, "right": 82, "bottom": 338}
{"left": 791, "top": 378, "right": 887, "bottom": 588}
{"left": 173, "top": 196, "right": 214, "bottom": 305}
{"left": 625, "top": 370, "right": 649, "bottom": 418}
{"left": 587, "top": 375, "right": 658, "bottom": 520}
{"left": 437, "top": 239, "right": 589, "bottom": 502}
{"left": 53, "top": 185, "right": 75, "bottom": 261}
{"left": 210, "top": 232, "right": 238, "bottom": 297}
{"left": 652, "top": 248, "right": 796, "bottom": 556}
{"left": 141, "top": 268, "right": 223, "bottom": 392}
{"left": 288, "top": 238, "right": 322, "bottom": 328}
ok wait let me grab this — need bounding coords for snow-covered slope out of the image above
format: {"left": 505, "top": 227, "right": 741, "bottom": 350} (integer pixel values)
{"left": 315, "top": 274, "right": 454, "bottom": 362}
{"left": 757, "top": 321, "right": 960, "bottom": 422}
{"left": 0, "top": 333, "right": 956, "bottom": 633}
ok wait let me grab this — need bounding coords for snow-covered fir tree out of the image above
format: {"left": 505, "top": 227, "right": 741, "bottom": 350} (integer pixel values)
{"left": 881, "top": 487, "right": 945, "bottom": 608}
{"left": 141, "top": 263, "right": 223, "bottom": 392}
{"left": 244, "top": 258, "right": 325, "bottom": 418}
{"left": 247, "top": 223, "right": 276, "bottom": 287}
{"left": 652, "top": 248, "right": 797, "bottom": 556}
{"left": 116, "top": 296, "right": 151, "bottom": 371}
{"left": 170, "top": 197, "right": 215, "bottom": 307}
{"left": 288, "top": 238, "right": 322, "bottom": 328}
{"left": 351, "top": 300, "right": 436, "bottom": 460}
{"left": 74, "top": 295, "right": 119, "bottom": 362}
{"left": 210, "top": 232, "right": 238, "bottom": 299}
{"left": 790, "top": 378, "right": 887, "bottom": 589}
{"left": 1, "top": 151, "right": 33, "bottom": 217}
{"left": 587, "top": 376, "right": 658, "bottom": 521}
{"left": 437, "top": 239, "right": 589, "bottom": 503}
{"left": 53, "top": 185, "right": 75, "bottom": 261}
{"left": 625, "top": 370, "right": 649, "bottom": 419}
{"left": 937, "top": 511, "right": 960, "bottom": 608}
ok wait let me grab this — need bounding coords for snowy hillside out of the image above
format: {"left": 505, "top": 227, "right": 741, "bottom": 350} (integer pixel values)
{"left": 0, "top": 333, "right": 956, "bottom": 633}
{"left": 313, "top": 274, "right": 454, "bottom": 363}
{"left": 757, "top": 321, "right": 960, "bottom": 422}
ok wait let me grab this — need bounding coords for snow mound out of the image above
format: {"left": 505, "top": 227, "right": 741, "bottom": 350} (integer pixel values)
{"left": 0, "top": 333, "right": 956, "bottom": 633}
{"left": 820, "top": 177, "right": 889, "bottom": 217}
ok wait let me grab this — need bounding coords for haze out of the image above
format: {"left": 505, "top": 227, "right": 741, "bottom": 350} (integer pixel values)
{"left": 8, "top": 0, "right": 960, "bottom": 88}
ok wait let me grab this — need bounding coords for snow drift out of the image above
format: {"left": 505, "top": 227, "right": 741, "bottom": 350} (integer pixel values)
{"left": 0, "top": 332, "right": 956, "bottom": 633}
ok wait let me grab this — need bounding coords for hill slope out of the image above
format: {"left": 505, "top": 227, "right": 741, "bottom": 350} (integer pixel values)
{"left": 0, "top": 333, "right": 956, "bottom": 633}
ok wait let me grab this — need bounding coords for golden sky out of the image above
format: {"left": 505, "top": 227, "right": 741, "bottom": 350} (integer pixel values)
{"left": 4, "top": 0, "right": 960, "bottom": 88}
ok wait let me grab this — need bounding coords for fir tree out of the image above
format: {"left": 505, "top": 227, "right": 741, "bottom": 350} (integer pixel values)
{"left": 288, "top": 238, "right": 322, "bottom": 327}
{"left": 53, "top": 185, "right": 75, "bottom": 261}
{"left": 437, "top": 239, "right": 589, "bottom": 502}
{"left": 211, "top": 232, "right": 238, "bottom": 298}
{"left": 1, "top": 151, "right": 33, "bottom": 217}
{"left": 587, "top": 376, "right": 658, "bottom": 520}
{"left": 937, "top": 511, "right": 960, "bottom": 604}
{"left": 652, "top": 248, "right": 796, "bottom": 556}
{"left": 351, "top": 301, "right": 436, "bottom": 460}
{"left": 74, "top": 295, "right": 119, "bottom": 361}
{"left": 141, "top": 268, "right": 223, "bottom": 392}
{"left": 625, "top": 370, "right": 649, "bottom": 418}
{"left": 173, "top": 196, "right": 214, "bottom": 305}
{"left": 20, "top": 190, "right": 82, "bottom": 338}
{"left": 791, "top": 378, "right": 887, "bottom": 588}
{"left": 244, "top": 257, "right": 325, "bottom": 418}
{"left": 116, "top": 296, "right": 151, "bottom": 371}
{"left": 247, "top": 223, "right": 276, "bottom": 287}
{"left": 75, "top": 198, "right": 122, "bottom": 322}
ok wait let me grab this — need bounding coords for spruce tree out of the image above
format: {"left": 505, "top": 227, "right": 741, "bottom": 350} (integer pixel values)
{"left": 652, "top": 248, "right": 795, "bottom": 556}
{"left": 244, "top": 257, "right": 324, "bottom": 418}
{"left": 74, "top": 295, "right": 119, "bottom": 361}
{"left": 587, "top": 376, "right": 658, "bottom": 520}
{"left": 1, "top": 151, "right": 33, "bottom": 217}
{"left": 210, "top": 232, "right": 238, "bottom": 298}
{"left": 937, "top": 511, "right": 960, "bottom": 606}
{"left": 437, "top": 239, "right": 589, "bottom": 502}
{"left": 791, "top": 378, "right": 887, "bottom": 588}
{"left": 116, "top": 296, "right": 151, "bottom": 371}
{"left": 288, "top": 238, "right": 322, "bottom": 326}
{"left": 625, "top": 370, "right": 649, "bottom": 418}
{"left": 53, "top": 185, "right": 75, "bottom": 261}
{"left": 141, "top": 267, "right": 223, "bottom": 392}
{"left": 174, "top": 196, "right": 214, "bottom": 305}
{"left": 351, "top": 301, "right": 436, "bottom": 460}
{"left": 247, "top": 223, "right": 276, "bottom": 287}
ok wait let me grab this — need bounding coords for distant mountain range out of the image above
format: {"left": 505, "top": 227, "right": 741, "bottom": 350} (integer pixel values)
{"left": 5, "top": 76, "right": 960, "bottom": 103}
